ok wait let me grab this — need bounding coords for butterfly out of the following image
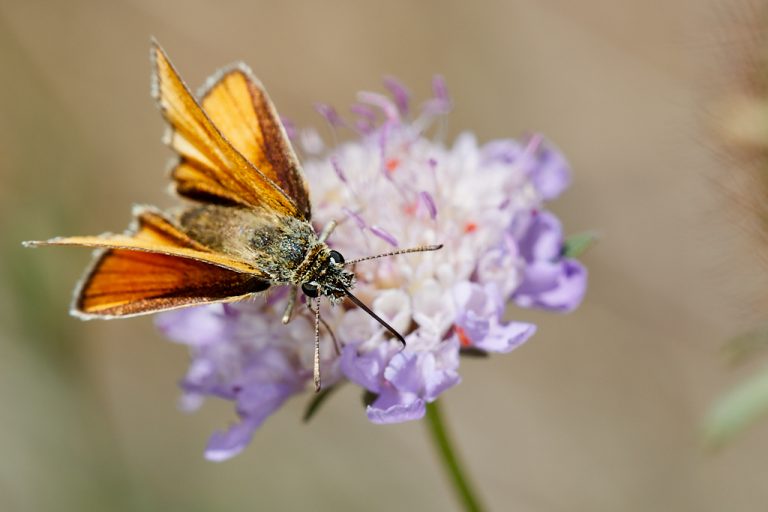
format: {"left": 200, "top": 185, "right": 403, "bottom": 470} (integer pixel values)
{"left": 24, "top": 41, "right": 441, "bottom": 391}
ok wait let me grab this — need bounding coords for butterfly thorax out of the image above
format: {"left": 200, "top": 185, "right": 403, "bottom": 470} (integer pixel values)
{"left": 177, "top": 205, "right": 353, "bottom": 300}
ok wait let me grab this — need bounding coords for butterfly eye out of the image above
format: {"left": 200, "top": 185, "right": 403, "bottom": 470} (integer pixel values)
{"left": 301, "top": 282, "right": 319, "bottom": 298}
{"left": 329, "top": 250, "right": 345, "bottom": 265}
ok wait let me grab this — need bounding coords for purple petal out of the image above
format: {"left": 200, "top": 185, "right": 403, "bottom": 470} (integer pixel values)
{"left": 366, "top": 388, "right": 425, "bottom": 424}
{"left": 156, "top": 305, "right": 231, "bottom": 347}
{"left": 529, "top": 142, "right": 572, "bottom": 200}
{"left": 481, "top": 139, "right": 522, "bottom": 165}
{"left": 452, "top": 282, "right": 537, "bottom": 353}
{"left": 384, "top": 341, "right": 461, "bottom": 400}
{"left": 204, "top": 420, "right": 256, "bottom": 462}
{"left": 340, "top": 342, "right": 392, "bottom": 393}
{"left": 514, "top": 259, "right": 588, "bottom": 313}
{"left": 515, "top": 210, "right": 563, "bottom": 263}
{"left": 473, "top": 321, "right": 537, "bottom": 353}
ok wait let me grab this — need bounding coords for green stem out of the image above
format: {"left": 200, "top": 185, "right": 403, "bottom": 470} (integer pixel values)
{"left": 425, "top": 400, "right": 485, "bottom": 512}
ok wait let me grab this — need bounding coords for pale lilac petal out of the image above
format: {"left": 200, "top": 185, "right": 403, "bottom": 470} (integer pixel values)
{"left": 514, "top": 260, "right": 587, "bottom": 313}
{"left": 423, "top": 340, "right": 461, "bottom": 399}
{"left": 473, "top": 321, "right": 536, "bottom": 353}
{"left": 516, "top": 211, "right": 563, "bottom": 262}
{"left": 340, "top": 342, "right": 391, "bottom": 393}
{"left": 205, "top": 421, "right": 257, "bottom": 462}
{"left": 481, "top": 139, "right": 522, "bottom": 165}
{"left": 156, "top": 305, "right": 231, "bottom": 347}
{"left": 530, "top": 143, "right": 572, "bottom": 200}
{"left": 366, "top": 388, "right": 425, "bottom": 424}
{"left": 384, "top": 342, "right": 461, "bottom": 401}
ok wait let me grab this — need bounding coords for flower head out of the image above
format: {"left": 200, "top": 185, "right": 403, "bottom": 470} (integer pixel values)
{"left": 157, "top": 78, "right": 587, "bottom": 460}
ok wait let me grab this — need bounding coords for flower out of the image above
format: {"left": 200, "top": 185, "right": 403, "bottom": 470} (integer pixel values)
{"left": 157, "top": 77, "right": 587, "bottom": 460}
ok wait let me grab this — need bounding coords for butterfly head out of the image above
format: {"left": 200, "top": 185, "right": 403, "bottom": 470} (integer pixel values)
{"left": 299, "top": 248, "right": 354, "bottom": 303}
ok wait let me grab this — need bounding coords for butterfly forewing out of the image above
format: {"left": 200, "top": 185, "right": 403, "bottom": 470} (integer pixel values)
{"left": 198, "top": 67, "right": 311, "bottom": 219}
{"left": 25, "top": 207, "right": 271, "bottom": 318}
{"left": 27, "top": 207, "right": 264, "bottom": 275}
{"left": 151, "top": 41, "right": 302, "bottom": 218}
{"left": 74, "top": 248, "right": 268, "bottom": 318}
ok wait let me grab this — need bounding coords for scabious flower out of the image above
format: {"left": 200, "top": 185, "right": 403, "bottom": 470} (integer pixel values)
{"left": 157, "top": 77, "right": 587, "bottom": 460}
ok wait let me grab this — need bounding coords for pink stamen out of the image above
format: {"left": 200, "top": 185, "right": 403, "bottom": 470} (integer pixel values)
{"left": 385, "top": 158, "right": 400, "bottom": 173}
{"left": 454, "top": 325, "right": 473, "bottom": 347}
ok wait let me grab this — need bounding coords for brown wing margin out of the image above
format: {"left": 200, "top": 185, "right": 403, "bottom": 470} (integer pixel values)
{"left": 198, "top": 65, "right": 311, "bottom": 220}
{"left": 150, "top": 40, "right": 303, "bottom": 218}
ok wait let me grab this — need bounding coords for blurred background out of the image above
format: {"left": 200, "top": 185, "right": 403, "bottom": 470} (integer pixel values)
{"left": 2, "top": 0, "right": 766, "bottom": 510}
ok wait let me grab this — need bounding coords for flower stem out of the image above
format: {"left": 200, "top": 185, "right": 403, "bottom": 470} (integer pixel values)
{"left": 425, "top": 400, "right": 485, "bottom": 512}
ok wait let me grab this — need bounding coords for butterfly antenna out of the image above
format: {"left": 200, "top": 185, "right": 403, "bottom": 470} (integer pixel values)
{"left": 343, "top": 287, "right": 406, "bottom": 347}
{"left": 344, "top": 244, "right": 443, "bottom": 266}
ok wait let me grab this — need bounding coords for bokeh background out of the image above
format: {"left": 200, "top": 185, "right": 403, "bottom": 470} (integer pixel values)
{"left": 1, "top": 1, "right": 766, "bottom": 510}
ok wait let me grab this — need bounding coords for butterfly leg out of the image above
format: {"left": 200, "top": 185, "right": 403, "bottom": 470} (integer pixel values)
{"left": 305, "top": 297, "right": 341, "bottom": 356}
{"left": 312, "top": 296, "right": 321, "bottom": 392}
{"left": 318, "top": 220, "right": 337, "bottom": 243}
{"left": 281, "top": 286, "right": 298, "bottom": 324}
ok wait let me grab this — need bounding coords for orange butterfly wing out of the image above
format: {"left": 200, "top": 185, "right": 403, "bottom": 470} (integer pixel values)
{"left": 199, "top": 65, "right": 311, "bottom": 219}
{"left": 151, "top": 41, "right": 308, "bottom": 219}
{"left": 72, "top": 249, "right": 268, "bottom": 318}
{"left": 25, "top": 207, "right": 270, "bottom": 318}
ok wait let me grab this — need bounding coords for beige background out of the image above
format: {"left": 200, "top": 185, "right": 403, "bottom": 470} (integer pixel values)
{"left": 1, "top": 1, "right": 766, "bottom": 510}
